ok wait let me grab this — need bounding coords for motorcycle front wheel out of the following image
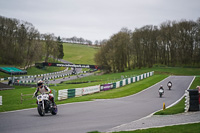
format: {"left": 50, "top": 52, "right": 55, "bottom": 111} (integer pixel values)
{"left": 37, "top": 104, "right": 45, "bottom": 116}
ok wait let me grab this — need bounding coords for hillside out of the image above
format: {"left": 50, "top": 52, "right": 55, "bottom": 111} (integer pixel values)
{"left": 63, "top": 43, "right": 99, "bottom": 65}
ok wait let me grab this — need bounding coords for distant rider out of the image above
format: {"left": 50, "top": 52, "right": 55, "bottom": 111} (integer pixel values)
{"left": 159, "top": 85, "right": 164, "bottom": 93}
{"left": 34, "top": 80, "right": 55, "bottom": 106}
{"left": 167, "top": 81, "right": 172, "bottom": 87}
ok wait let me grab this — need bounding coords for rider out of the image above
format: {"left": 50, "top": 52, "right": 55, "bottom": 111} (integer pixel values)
{"left": 159, "top": 85, "right": 164, "bottom": 92}
{"left": 167, "top": 81, "right": 172, "bottom": 87}
{"left": 34, "top": 80, "right": 55, "bottom": 106}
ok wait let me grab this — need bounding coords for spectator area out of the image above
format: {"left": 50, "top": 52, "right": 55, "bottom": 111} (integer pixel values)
{"left": 0, "top": 67, "right": 27, "bottom": 75}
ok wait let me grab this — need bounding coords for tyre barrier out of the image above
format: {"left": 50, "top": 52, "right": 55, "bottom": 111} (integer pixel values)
{"left": 58, "top": 71, "right": 154, "bottom": 101}
{"left": 185, "top": 89, "right": 199, "bottom": 112}
{"left": 188, "top": 89, "right": 199, "bottom": 111}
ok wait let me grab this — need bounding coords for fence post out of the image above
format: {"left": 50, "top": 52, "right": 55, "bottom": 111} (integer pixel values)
{"left": 21, "top": 93, "right": 23, "bottom": 104}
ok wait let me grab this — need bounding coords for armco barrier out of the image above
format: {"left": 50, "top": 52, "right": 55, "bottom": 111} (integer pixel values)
{"left": 68, "top": 89, "right": 76, "bottom": 98}
{"left": 101, "top": 84, "right": 113, "bottom": 91}
{"left": 123, "top": 79, "right": 126, "bottom": 86}
{"left": 112, "top": 83, "right": 116, "bottom": 89}
{"left": 116, "top": 81, "right": 120, "bottom": 88}
{"left": 0, "top": 96, "right": 2, "bottom": 105}
{"left": 120, "top": 81, "right": 123, "bottom": 87}
{"left": 128, "top": 78, "right": 131, "bottom": 84}
{"left": 58, "top": 89, "right": 68, "bottom": 100}
{"left": 58, "top": 85, "right": 100, "bottom": 100}
{"left": 75, "top": 88, "right": 83, "bottom": 97}
{"left": 82, "top": 85, "right": 100, "bottom": 95}
{"left": 58, "top": 71, "right": 154, "bottom": 101}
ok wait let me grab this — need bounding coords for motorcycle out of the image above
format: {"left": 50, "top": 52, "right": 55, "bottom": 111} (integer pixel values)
{"left": 36, "top": 93, "right": 58, "bottom": 116}
{"left": 159, "top": 89, "right": 164, "bottom": 98}
{"left": 167, "top": 82, "right": 172, "bottom": 90}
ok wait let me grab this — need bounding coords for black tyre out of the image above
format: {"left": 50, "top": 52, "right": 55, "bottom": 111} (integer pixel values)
{"left": 190, "top": 95, "right": 199, "bottom": 100}
{"left": 51, "top": 103, "right": 58, "bottom": 115}
{"left": 159, "top": 93, "right": 162, "bottom": 98}
{"left": 189, "top": 105, "right": 199, "bottom": 111}
{"left": 168, "top": 86, "right": 171, "bottom": 90}
{"left": 188, "top": 89, "right": 198, "bottom": 96}
{"left": 37, "top": 104, "right": 45, "bottom": 116}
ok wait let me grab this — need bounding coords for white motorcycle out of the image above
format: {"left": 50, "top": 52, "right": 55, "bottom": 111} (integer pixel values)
{"left": 159, "top": 89, "right": 164, "bottom": 98}
{"left": 167, "top": 82, "right": 172, "bottom": 90}
{"left": 36, "top": 93, "right": 57, "bottom": 116}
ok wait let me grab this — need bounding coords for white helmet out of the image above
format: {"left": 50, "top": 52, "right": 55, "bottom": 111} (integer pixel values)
{"left": 37, "top": 80, "right": 44, "bottom": 86}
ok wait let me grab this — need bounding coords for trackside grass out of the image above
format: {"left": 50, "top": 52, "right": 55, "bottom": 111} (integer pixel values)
{"left": 88, "top": 122, "right": 200, "bottom": 133}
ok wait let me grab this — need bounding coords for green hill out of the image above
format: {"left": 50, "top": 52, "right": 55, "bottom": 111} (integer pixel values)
{"left": 0, "top": 43, "right": 99, "bottom": 78}
{"left": 63, "top": 43, "right": 99, "bottom": 65}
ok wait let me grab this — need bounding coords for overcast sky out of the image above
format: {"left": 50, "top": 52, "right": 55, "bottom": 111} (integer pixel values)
{"left": 0, "top": 0, "right": 199, "bottom": 43}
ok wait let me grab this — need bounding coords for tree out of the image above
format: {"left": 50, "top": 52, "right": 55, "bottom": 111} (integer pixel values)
{"left": 57, "top": 36, "right": 64, "bottom": 59}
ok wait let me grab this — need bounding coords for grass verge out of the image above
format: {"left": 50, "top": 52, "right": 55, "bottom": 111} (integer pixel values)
{"left": 89, "top": 122, "right": 200, "bottom": 133}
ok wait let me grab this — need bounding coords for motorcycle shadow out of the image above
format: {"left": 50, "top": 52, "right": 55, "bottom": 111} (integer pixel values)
{"left": 31, "top": 113, "right": 58, "bottom": 117}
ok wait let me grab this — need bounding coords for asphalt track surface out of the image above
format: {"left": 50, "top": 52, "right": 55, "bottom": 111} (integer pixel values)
{"left": 18, "top": 68, "right": 82, "bottom": 83}
{"left": 0, "top": 76, "right": 194, "bottom": 133}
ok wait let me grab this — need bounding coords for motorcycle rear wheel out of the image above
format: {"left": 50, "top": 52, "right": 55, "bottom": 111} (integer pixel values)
{"left": 51, "top": 103, "right": 58, "bottom": 115}
{"left": 38, "top": 104, "right": 45, "bottom": 116}
{"left": 168, "top": 86, "right": 171, "bottom": 90}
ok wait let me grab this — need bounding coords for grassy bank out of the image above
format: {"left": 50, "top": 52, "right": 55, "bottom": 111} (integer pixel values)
{"left": 63, "top": 43, "right": 99, "bottom": 65}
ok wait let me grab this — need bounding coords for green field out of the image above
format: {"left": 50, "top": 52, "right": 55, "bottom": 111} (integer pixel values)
{"left": 63, "top": 43, "right": 99, "bottom": 65}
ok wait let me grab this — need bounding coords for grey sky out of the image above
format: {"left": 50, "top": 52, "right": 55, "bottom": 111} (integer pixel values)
{"left": 0, "top": 0, "right": 199, "bottom": 42}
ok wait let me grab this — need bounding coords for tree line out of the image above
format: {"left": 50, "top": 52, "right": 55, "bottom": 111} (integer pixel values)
{"left": 95, "top": 18, "right": 200, "bottom": 72}
{"left": 62, "top": 36, "right": 107, "bottom": 46}
{"left": 0, "top": 16, "right": 64, "bottom": 69}
{"left": 62, "top": 36, "right": 93, "bottom": 45}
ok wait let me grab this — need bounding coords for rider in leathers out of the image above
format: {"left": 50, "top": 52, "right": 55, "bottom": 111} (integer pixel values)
{"left": 34, "top": 80, "right": 55, "bottom": 106}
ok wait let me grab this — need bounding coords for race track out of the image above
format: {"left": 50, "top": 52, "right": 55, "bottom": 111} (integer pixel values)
{"left": 0, "top": 76, "right": 194, "bottom": 133}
